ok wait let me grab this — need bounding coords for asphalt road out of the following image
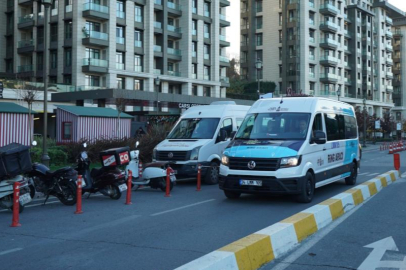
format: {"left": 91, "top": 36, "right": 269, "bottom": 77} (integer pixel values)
{"left": 0, "top": 147, "right": 401, "bottom": 270}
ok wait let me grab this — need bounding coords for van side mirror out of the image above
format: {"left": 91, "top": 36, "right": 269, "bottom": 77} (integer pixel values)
{"left": 230, "top": 131, "right": 236, "bottom": 139}
{"left": 312, "top": 131, "right": 327, "bottom": 144}
{"left": 217, "top": 129, "right": 227, "bottom": 143}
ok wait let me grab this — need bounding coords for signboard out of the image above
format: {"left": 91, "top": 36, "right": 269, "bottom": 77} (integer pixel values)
{"left": 397, "top": 122, "right": 402, "bottom": 131}
{"left": 178, "top": 103, "right": 200, "bottom": 110}
{"left": 0, "top": 81, "right": 3, "bottom": 99}
{"left": 260, "top": 93, "right": 273, "bottom": 99}
{"left": 375, "top": 120, "right": 380, "bottom": 129}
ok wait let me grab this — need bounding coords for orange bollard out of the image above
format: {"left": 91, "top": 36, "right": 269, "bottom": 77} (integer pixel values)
{"left": 75, "top": 175, "right": 83, "bottom": 214}
{"left": 196, "top": 164, "right": 202, "bottom": 191}
{"left": 394, "top": 153, "right": 400, "bottom": 170}
{"left": 165, "top": 167, "right": 171, "bottom": 197}
{"left": 125, "top": 170, "right": 132, "bottom": 205}
{"left": 10, "top": 182, "right": 21, "bottom": 227}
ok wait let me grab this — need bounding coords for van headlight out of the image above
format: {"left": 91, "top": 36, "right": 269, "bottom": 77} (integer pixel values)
{"left": 280, "top": 156, "right": 301, "bottom": 168}
{"left": 221, "top": 155, "right": 229, "bottom": 166}
{"left": 190, "top": 146, "right": 201, "bottom": 160}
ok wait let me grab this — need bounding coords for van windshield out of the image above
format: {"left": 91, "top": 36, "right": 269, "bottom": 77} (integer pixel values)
{"left": 235, "top": 113, "right": 311, "bottom": 140}
{"left": 167, "top": 118, "right": 220, "bottom": 139}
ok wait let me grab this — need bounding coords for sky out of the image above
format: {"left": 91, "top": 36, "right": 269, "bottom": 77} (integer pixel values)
{"left": 227, "top": 0, "right": 406, "bottom": 58}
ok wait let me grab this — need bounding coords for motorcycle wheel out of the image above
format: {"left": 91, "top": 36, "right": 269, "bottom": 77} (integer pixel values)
{"left": 159, "top": 178, "right": 174, "bottom": 192}
{"left": 58, "top": 182, "right": 77, "bottom": 206}
{"left": 8, "top": 201, "right": 25, "bottom": 213}
{"left": 109, "top": 185, "right": 122, "bottom": 200}
{"left": 29, "top": 184, "right": 36, "bottom": 199}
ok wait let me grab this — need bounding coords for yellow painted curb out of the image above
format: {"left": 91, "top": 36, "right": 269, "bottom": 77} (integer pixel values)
{"left": 319, "top": 198, "right": 344, "bottom": 220}
{"left": 280, "top": 212, "right": 318, "bottom": 242}
{"left": 360, "top": 181, "right": 378, "bottom": 196}
{"left": 343, "top": 189, "right": 364, "bottom": 205}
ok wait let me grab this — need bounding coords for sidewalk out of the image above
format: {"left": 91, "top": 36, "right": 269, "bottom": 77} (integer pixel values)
{"left": 264, "top": 173, "right": 406, "bottom": 270}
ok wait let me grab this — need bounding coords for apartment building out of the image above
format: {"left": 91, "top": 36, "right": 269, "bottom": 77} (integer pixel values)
{"left": 240, "top": 0, "right": 405, "bottom": 117}
{"left": 0, "top": 0, "right": 231, "bottom": 111}
{"left": 392, "top": 16, "right": 406, "bottom": 120}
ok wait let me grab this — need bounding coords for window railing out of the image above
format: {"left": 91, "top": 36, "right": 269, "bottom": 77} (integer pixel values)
{"left": 220, "top": 55, "right": 229, "bottom": 62}
{"left": 192, "top": 29, "right": 197, "bottom": 36}
{"left": 116, "top": 37, "right": 125, "bottom": 44}
{"left": 154, "top": 45, "right": 162, "bottom": 52}
{"left": 116, "top": 63, "right": 125, "bottom": 70}
{"left": 220, "top": 14, "right": 227, "bottom": 21}
{"left": 154, "top": 21, "right": 162, "bottom": 29}
{"left": 117, "top": 10, "right": 125, "bottom": 19}
{"left": 204, "top": 75, "right": 210, "bottom": 80}
{"left": 18, "top": 39, "right": 34, "bottom": 48}
{"left": 51, "top": 9, "right": 58, "bottom": 16}
{"left": 192, "top": 7, "right": 197, "bottom": 14}
{"left": 134, "top": 66, "right": 143, "bottom": 72}
{"left": 154, "top": 0, "right": 162, "bottom": 5}
{"left": 82, "top": 58, "right": 108, "bottom": 67}
{"left": 167, "top": 2, "right": 181, "bottom": 10}
{"left": 83, "top": 30, "right": 109, "bottom": 40}
{"left": 154, "top": 69, "right": 161, "bottom": 75}
{"left": 220, "top": 76, "right": 230, "bottom": 83}
{"left": 320, "top": 4, "right": 339, "bottom": 13}
{"left": 83, "top": 2, "right": 109, "bottom": 14}
{"left": 204, "top": 54, "right": 210, "bottom": 60}
{"left": 204, "top": 11, "right": 210, "bottom": 17}
{"left": 309, "top": 37, "right": 315, "bottom": 43}
{"left": 168, "top": 70, "right": 181, "bottom": 77}
{"left": 135, "top": 15, "right": 142, "bottom": 22}
{"left": 134, "top": 40, "right": 142, "bottom": 47}
{"left": 204, "top": 32, "right": 210, "bottom": 38}
{"left": 167, "top": 25, "right": 181, "bottom": 33}
{"left": 18, "top": 14, "right": 34, "bottom": 24}
{"left": 220, "top": 35, "right": 228, "bottom": 41}
{"left": 192, "top": 51, "right": 197, "bottom": 57}
{"left": 17, "top": 65, "right": 34, "bottom": 73}
{"left": 65, "top": 5, "right": 72, "bottom": 13}
{"left": 167, "top": 48, "right": 181, "bottom": 55}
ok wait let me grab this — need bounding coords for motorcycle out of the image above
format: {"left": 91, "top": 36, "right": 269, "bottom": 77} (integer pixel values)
{"left": 125, "top": 142, "right": 176, "bottom": 192}
{"left": 75, "top": 143, "right": 128, "bottom": 200}
{"left": 0, "top": 175, "right": 31, "bottom": 213}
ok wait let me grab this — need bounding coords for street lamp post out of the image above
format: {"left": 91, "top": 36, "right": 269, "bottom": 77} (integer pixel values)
{"left": 363, "top": 98, "right": 367, "bottom": 148}
{"left": 41, "top": 0, "right": 53, "bottom": 167}
{"left": 255, "top": 59, "right": 262, "bottom": 98}
{"left": 337, "top": 89, "right": 341, "bottom": 101}
{"left": 155, "top": 76, "right": 160, "bottom": 112}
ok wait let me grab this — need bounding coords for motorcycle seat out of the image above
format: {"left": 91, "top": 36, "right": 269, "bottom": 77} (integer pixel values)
{"left": 90, "top": 167, "right": 105, "bottom": 179}
{"left": 144, "top": 162, "right": 170, "bottom": 169}
{"left": 46, "top": 167, "right": 72, "bottom": 177}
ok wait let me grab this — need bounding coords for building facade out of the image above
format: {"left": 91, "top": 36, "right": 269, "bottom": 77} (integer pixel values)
{"left": 240, "top": 0, "right": 405, "bottom": 117}
{"left": 0, "top": 0, "right": 231, "bottom": 111}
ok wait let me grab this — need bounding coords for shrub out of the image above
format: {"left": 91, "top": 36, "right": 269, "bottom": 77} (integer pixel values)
{"left": 30, "top": 145, "right": 68, "bottom": 167}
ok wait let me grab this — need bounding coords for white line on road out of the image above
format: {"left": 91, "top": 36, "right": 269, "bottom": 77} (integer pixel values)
{"left": 358, "top": 172, "right": 370, "bottom": 175}
{"left": 0, "top": 248, "right": 23, "bottom": 256}
{"left": 367, "top": 173, "right": 380, "bottom": 176}
{"left": 151, "top": 199, "right": 216, "bottom": 217}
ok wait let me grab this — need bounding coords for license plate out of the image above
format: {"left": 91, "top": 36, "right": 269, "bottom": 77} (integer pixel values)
{"left": 170, "top": 175, "right": 176, "bottom": 182}
{"left": 118, "top": 184, "right": 127, "bottom": 192}
{"left": 19, "top": 193, "right": 32, "bottom": 206}
{"left": 173, "top": 170, "right": 178, "bottom": 174}
{"left": 240, "top": 180, "right": 263, "bottom": 186}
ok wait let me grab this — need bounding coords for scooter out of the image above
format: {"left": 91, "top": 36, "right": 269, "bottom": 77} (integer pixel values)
{"left": 125, "top": 142, "right": 176, "bottom": 192}
{"left": 75, "top": 144, "right": 127, "bottom": 200}
{"left": 0, "top": 175, "right": 32, "bottom": 213}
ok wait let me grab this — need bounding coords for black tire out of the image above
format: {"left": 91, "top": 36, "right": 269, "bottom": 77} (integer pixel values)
{"left": 109, "top": 185, "right": 122, "bottom": 200}
{"left": 159, "top": 178, "right": 174, "bottom": 192}
{"left": 204, "top": 162, "right": 219, "bottom": 185}
{"left": 58, "top": 182, "right": 77, "bottom": 206}
{"left": 29, "top": 184, "right": 36, "bottom": 199}
{"left": 224, "top": 190, "right": 241, "bottom": 199}
{"left": 296, "top": 172, "right": 315, "bottom": 203}
{"left": 9, "top": 201, "right": 25, "bottom": 214}
{"left": 345, "top": 162, "right": 358, "bottom": 185}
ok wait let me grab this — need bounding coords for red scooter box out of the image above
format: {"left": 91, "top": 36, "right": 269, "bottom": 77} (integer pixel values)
{"left": 100, "top": 146, "right": 130, "bottom": 167}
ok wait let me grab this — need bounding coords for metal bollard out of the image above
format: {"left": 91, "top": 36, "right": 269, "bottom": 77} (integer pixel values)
{"left": 165, "top": 167, "right": 171, "bottom": 197}
{"left": 126, "top": 170, "right": 132, "bottom": 205}
{"left": 75, "top": 175, "right": 83, "bottom": 214}
{"left": 196, "top": 164, "right": 202, "bottom": 191}
{"left": 10, "top": 182, "right": 21, "bottom": 227}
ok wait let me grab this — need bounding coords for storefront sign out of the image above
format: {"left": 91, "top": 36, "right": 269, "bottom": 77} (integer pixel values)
{"left": 178, "top": 103, "right": 201, "bottom": 109}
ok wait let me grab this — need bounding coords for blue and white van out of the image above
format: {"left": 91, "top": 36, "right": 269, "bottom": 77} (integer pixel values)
{"left": 219, "top": 97, "right": 360, "bottom": 203}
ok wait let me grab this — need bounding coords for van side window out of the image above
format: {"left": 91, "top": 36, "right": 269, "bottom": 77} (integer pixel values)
{"left": 312, "top": 113, "right": 323, "bottom": 137}
{"left": 220, "top": 118, "right": 233, "bottom": 138}
{"left": 324, "top": 113, "right": 340, "bottom": 141}
{"left": 236, "top": 118, "right": 244, "bottom": 129}
{"left": 344, "top": 115, "right": 358, "bottom": 139}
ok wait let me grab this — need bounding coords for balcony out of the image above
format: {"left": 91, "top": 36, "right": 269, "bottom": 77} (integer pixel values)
{"left": 116, "top": 37, "right": 125, "bottom": 45}
{"left": 154, "top": 45, "right": 162, "bottom": 52}
{"left": 167, "top": 25, "right": 181, "bottom": 33}
{"left": 82, "top": 30, "right": 109, "bottom": 47}
{"left": 65, "top": 5, "right": 73, "bottom": 13}
{"left": 154, "top": 21, "right": 162, "bottom": 29}
{"left": 135, "top": 15, "right": 143, "bottom": 23}
{"left": 344, "top": 77, "right": 352, "bottom": 85}
{"left": 220, "top": 55, "right": 230, "bottom": 63}
{"left": 17, "top": 39, "right": 35, "bottom": 54}
{"left": 134, "top": 66, "right": 143, "bottom": 72}
{"left": 309, "top": 37, "right": 315, "bottom": 43}
{"left": 83, "top": 3, "right": 109, "bottom": 21}
{"left": 82, "top": 58, "right": 108, "bottom": 74}
{"left": 320, "top": 38, "right": 339, "bottom": 49}
{"left": 220, "top": 76, "right": 230, "bottom": 84}
{"left": 386, "top": 30, "right": 393, "bottom": 39}
{"left": 319, "top": 4, "right": 339, "bottom": 16}
{"left": 386, "top": 85, "right": 393, "bottom": 92}
{"left": 220, "top": 0, "right": 230, "bottom": 7}
{"left": 117, "top": 10, "right": 125, "bottom": 19}
{"left": 167, "top": 1, "right": 181, "bottom": 10}
{"left": 320, "top": 73, "right": 339, "bottom": 83}
{"left": 386, "top": 58, "right": 393, "bottom": 66}
{"left": 386, "top": 17, "right": 393, "bottom": 26}
{"left": 320, "top": 21, "right": 339, "bottom": 33}
{"left": 320, "top": 55, "right": 339, "bottom": 66}
{"left": 386, "top": 43, "right": 393, "bottom": 52}
{"left": 17, "top": 65, "right": 34, "bottom": 74}
{"left": 220, "top": 35, "right": 230, "bottom": 47}
{"left": 154, "top": 69, "right": 162, "bottom": 75}
{"left": 204, "top": 75, "right": 210, "bottom": 81}
{"left": 18, "top": 14, "right": 34, "bottom": 29}
{"left": 192, "top": 74, "right": 197, "bottom": 79}
{"left": 386, "top": 72, "right": 394, "bottom": 79}
{"left": 116, "top": 63, "right": 125, "bottom": 70}
{"left": 220, "top": 14, "right": 230, "bottom": 27}
{"left": 167, "top": 70, "right": 181, "bottom": 77}
{"left": 204, "top": 32, "right": 210, "bottom": 39}
{"left": 134, "top": 41, "right": 142, "bottom": 48}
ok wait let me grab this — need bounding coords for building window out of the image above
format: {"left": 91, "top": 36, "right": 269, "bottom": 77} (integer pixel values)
{"left": 279, "top": 30, "right": 282, "bottom": 43}
{"left": 116, "top": 0, "right": 125, "bottom": 18}
{"left": 192, "top": 85, "right": 198, "bottom": 95}
{"left": 192, "top": 42, "right": 197, "bottom": 57}
{"left": 204, "top": 2, "right": 210, "bottom": 17}
{"left": 50, "top": 24, "right": 58, "bottom": 42}
{"left": 134, "top": 30, "right": 142, "bottom": 47}
{"left": 116, "top": 52, "right": 124, "bottom": 70}
{"left": 85, "top": 75, "right": 100, "bottom": 87}
{"left": 62, "top": 122, "right": 72, "bottom": 140}
{"left": 204, "top": 66, "right": 210, "bottom": 80}
{"left": 192, "top": 20, "right": 197, "bottom": 36}
{"left": 135, "top": 5, "right": 142, "bottom": 22}
{"left": 192, "top": 64, "right": 197, "bottom": 78}
{"left": 117, "top": 77, "right": 125, "bottom": 89}
{"left": 116, "top": 26, "right": 125, "bottom": 44}
{"left": 134, "top": 79, "right": 143, "bottom": 90}
{"left": 134, "top": 54, "right": 142, "bottom": 72}
{"left": 256, "top": 33, "right": 263, "bottom": 46}
{"left": 65, "top": 21, "right": 72, "bottom": 39}
{"left": 50, "top": 50, "right": 57, "bottom": 69}
{"left": 204, "top": 44, "right": 210, "bottom": 59}
{"left": 64, "top": 48, "right": 72, "bottom": 67}
{"left": 204, "top": 87, "right": 211, "bottom": 97}
{"left": 256, "top": 16, "right": 263, "bottom": 29}
{"left": 204, "top": 23, "right": 210, "bottom": 38}
{"left": 256, "top": 0, "right": 263, "bottom": 13}
{"left": 192, "top": 0, "right": 197, "bottom": 13}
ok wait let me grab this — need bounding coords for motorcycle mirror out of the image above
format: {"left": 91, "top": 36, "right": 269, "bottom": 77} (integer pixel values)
{"left": 32, "top": 141, "right": 37, "bottom": 146}
{"left": 136, "top": 141, "right": 139, "bottom": 148}
{"left": 83, "top": 142, "right": 87, "bottom": 148}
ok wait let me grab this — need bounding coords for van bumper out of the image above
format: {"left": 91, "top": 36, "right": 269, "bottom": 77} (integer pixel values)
{"left": 167, "top": 161, "right": 211, "bottom": 178}
{"left": 219, "top": 174, "right": 306, "bottom": 195}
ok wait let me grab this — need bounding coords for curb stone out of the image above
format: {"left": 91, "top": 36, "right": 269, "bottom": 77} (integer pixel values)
{"left": 174, "top": 170, "right": 400, "bottom": 270}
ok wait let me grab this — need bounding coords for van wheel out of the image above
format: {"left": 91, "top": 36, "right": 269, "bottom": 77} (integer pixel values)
{"left": 224, "top": 190, "right": 241, "bottom": 199}
{"left": 345, "top": 162, "right": 357, "bottom": 185}
{"left": 296, "top": 172, "right": 314, "bottom": 203}
{"left": 204, "top": 162, "right": 219, "bottom": 185}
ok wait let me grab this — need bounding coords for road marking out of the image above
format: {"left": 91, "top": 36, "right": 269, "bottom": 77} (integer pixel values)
{"left": 151, "top": 199, "right": 216, "bottom": 217}
{"left": 367, "top": 173, "right": 379, "bottom": 176}
{"left": 357, "top": 237, "right": 406, "bottom": 270}
{"left": 0, "top": 248, "right": 23, "bottom": 256}
{"left": 358, "top": 172, "right": 369, "bottom": 175}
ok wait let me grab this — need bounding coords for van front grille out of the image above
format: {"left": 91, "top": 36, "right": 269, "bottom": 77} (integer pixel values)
{"left": 229, "top": 157, "right": 280, "bottom": 171}
{"left": 156, "top": 151, "right": 188, "bottom": 161}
